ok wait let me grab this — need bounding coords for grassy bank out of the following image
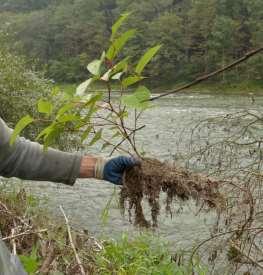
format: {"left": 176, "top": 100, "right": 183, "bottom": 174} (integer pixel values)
{"left": 0, "top": 184, "right": 207, "bottom": 274}
{"left": 157, "top": 80, "right": 263, "bottom": 95}
{"left": 58, "top": 80, "right": 263, "bottom": 97}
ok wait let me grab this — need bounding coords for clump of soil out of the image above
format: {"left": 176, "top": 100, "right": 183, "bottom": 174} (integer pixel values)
{"left": 120, "top": 158, "right": 226, "bottom": 227}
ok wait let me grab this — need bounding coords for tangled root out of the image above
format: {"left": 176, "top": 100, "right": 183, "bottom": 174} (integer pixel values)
{"left": 120, "top": 158, "right": 226, "bottom": 227}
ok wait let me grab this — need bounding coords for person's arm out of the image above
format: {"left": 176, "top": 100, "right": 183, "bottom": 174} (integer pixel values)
{"left": 0, "top": 118, "right": 139, "bottom": 185}
{"left": 0, "top": 118, "right": 82, "bottom": 185}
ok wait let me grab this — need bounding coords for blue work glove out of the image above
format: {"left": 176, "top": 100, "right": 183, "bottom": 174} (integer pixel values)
{"left": 95, "top": 156, "right": 140, "bottom": 185}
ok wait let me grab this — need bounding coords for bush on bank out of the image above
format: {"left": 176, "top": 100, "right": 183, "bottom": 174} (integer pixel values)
{"left": 0, "top": 32, "right": 50, "bottom": 126}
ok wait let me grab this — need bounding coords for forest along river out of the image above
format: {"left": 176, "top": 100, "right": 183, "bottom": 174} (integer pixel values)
{"left": 10, "top": 92, "right": 263, "bottom": 250}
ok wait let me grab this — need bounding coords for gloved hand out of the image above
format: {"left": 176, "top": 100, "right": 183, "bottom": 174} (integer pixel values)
{"left": 95, "top": 156, "right": 140, "bottom": 185}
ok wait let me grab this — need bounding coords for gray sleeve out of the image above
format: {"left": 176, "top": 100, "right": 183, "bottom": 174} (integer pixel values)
{"left": 0, "top": 239, "right": 27, "bottom": 275}
{"left": 0, "top": 118, "right": 82, "bottom": 185}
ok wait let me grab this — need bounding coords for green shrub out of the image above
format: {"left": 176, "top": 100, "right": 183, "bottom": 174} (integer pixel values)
{"left": 0, "top": 32, "right": 50, "bottom": 126}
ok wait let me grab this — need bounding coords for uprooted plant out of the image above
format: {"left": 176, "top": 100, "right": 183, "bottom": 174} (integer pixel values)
{"left": 11, "top": 13, "right": 227, "bottom": 228}
{"left": 121, "top": 158, "right": 226, "bottom": 227}
{"left": 10, "top": 13, "right": 263, "bottom": 274}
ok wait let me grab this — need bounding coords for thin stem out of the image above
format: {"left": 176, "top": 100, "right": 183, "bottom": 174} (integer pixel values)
{"left": 60, "top": 206, "right": 86, "bottom": 275}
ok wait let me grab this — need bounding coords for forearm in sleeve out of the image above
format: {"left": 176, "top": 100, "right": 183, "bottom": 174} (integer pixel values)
{"left": 0, "top": 118, "right": 82, "bottom": 185}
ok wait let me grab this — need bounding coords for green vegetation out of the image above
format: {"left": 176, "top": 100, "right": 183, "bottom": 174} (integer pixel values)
{"left": 57, "top": 80, "right": 263, "bottom": 98}
{"left": 0, "top": 1, "right": 263, "bottom": 274}
{"left": 0, "top": 0, "right": 262, "bottom": 86}
{"left": 0, "top": 32, "right": 50, "bottom": 126}
{"left": 0, "top": 14, "right": 208, "bottom": 274}
{"left": 0, "top": 184, "right": 207, "bottom": 274}
{"left": 95, "top": 234, "right": 205, "bottom": 275}
{"left": 156, "top": 80, "right": 263, "bottom": 95}
{"left": 9, "top": 13, "right": 161, "bottom": 155}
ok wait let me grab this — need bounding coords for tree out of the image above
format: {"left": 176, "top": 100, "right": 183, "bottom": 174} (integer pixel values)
{"left": 145, "top": 13, "right": 184, "bottom": 82}
{"left": 1, "top": 0, "right": 262, "bottom": 84}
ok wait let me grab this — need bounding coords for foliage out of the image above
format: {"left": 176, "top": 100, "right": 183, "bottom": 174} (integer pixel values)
{"left": 0, "top": 0, "right": 262, "bottom": 84}
{"left": 19, "top": 246, "right": 40, "bottom": 274}
{"left": 10, "top": 14, "right": 160, "bottom": 157}
{"left": 1, "top": 5, "right": 263, "bottom": 275}
{"left": 0, "top": 31, "right": 50, "bottom": 128}
{"left": 0, "top": 32, "right": 85, "bottom": 150}
{"left": 95, "top": 233, "right": 207, "bottom": 275}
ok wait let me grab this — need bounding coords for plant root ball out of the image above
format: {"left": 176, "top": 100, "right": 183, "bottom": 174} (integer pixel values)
{"left": 120, "top": 158, "right": 226, "bottom": 227}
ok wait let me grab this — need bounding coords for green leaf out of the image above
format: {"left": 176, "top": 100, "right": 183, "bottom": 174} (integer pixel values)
{"left": 101, "top": 69, "right": 113, "bottom": 82}
{"left": 87, "top": 59, "right": 101, "bottom": 76}
{"left": 102, "top": 57, "right": 130, "bottom": 81}
{"left": 76, "top": 78, "right": 93, "bottom": 96}
{"left": 89, "top": 129, "right": 102, "bottom": 146}
{"left": 122, "top": 76, "right": 145, "bottom": 87}
{"left": 19, "top": 246, "right": 39, "bottom": 274}
{"left": 42, "top": 126, "right": 61, "bottom": 150}
{"left": 51, "top": 86, "right": 60, "bottom": 96}
{"left": 135, "top": 45, "right": 162, "bottom": 75}
{"left": 111, "top": 13, "right": 130, "bottom": 41}
{"left": 100, "top": 51, "right": 106, "bottom": 62}
{"left": 57, "top": 114, "right": 80, "bottom": 123}
{"left": 37, "top": 99, "right": 53, "bottom": 115}
{"left": 10, "top": 115, "right": 34, "bottom": 145}
{"left": 119, "top": 110, "right": 129, "bottom": 118}
{"left": 106, "top": 29, "right": 136, "bottom": 61}
{"left": 81, "top": 126, "right": 92, "bottom": 142}
{"left": 112, "top": 72, "right": 124, "bottom": 80}
{"left": 101, "top": 142, "right": 111, "bottom": 150}
{"left": 122, "top": 86, "right": 151, "bottom": 110}
{"left": 56, "top": 103, "right": 74, "bottom": 117}
{"left": 111, "top": 57, "right": 130, "bottom": 74}
{"left": 35, "top": 123, "right": 62, "bottom": 150}
{"left": 111, "top": 131, "right": 121, "bottom": 139}
{"left": 79, "top": 103, "right": 98, "bottom": 127}
{"left": 36, "top": 124, "right": 54, "bottom": 141}
{"left": 19, "top": 256, "right": 39, "bottom": 274}
{"left": 87, "top": 92, "right": 103, "bottom": 105}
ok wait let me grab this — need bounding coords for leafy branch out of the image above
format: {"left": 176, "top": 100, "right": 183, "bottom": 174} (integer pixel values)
{"left": 11, "top": 14, "right": 161, "bottom": 158}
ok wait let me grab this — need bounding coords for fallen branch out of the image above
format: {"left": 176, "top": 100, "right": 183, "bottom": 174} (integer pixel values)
{"left": 2, "top": 229, "right": 47, "bottom": 241}
{"left": 150, "top": 47, "right": 263, "bottom": 101}
{"left": 39, "top": 241, "right": 56, "bottom": 274}
{"left": 11, "top": 228, "right": 16, "bottom": 255}
{"left": 59, "top": 206, "right": 86, "bottom": 275}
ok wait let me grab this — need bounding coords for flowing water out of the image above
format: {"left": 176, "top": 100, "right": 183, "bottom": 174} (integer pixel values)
{"left": 8, "top": 92, "right": 263, "bottom": 250}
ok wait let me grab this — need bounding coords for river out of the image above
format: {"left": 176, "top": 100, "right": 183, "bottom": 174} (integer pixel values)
{"left": 8, "top": 92, "right": 263, "bottom": 250}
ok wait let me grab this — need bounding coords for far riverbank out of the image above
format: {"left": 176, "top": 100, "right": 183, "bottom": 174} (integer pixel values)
{"left": 58, "top": 80, "right": 263, "bottom": 97}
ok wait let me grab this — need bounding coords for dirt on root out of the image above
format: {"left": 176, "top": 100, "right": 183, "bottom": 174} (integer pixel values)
{"left": 120, "top": 158, "right": 226, "bottom": 227}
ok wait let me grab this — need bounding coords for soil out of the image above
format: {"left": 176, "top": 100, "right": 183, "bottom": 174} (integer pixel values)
{"left": 120, "top": 158, "right": 226, "bottom": 227}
